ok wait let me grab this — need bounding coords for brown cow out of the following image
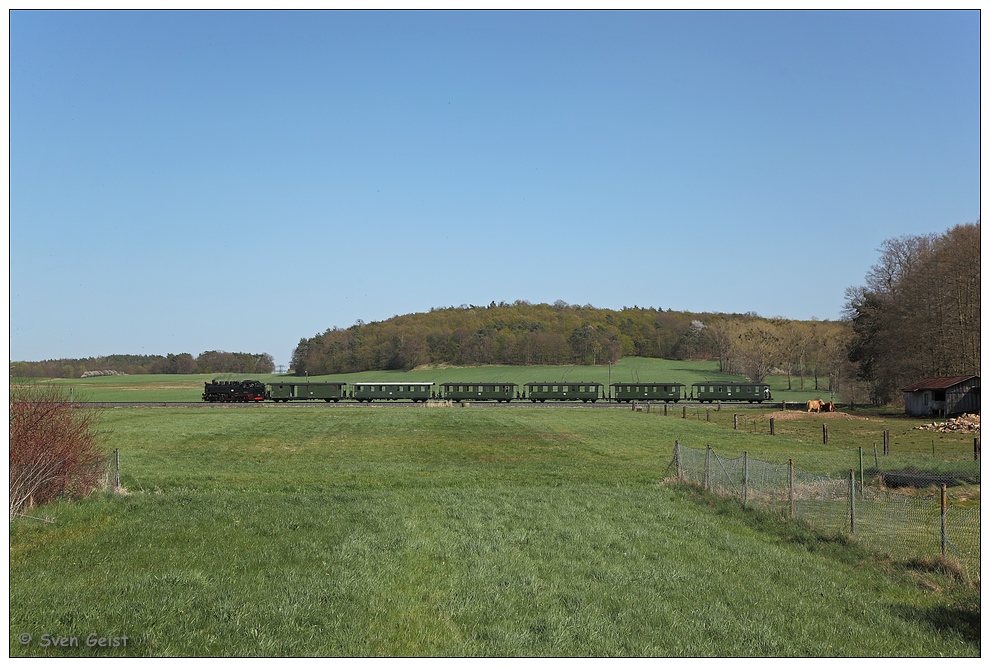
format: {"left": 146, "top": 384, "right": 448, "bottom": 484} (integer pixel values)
{"left": 824, "top": 401, "right": 836, "bottom": 413}
{"left": 807, "top": 399, "right": 823, "bottom": 413}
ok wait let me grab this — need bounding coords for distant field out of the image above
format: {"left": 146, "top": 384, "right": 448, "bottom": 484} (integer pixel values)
{"left": 8, "top": 407, "right": 979, "bottom": 656}
{"left": 22, "top": 357, "right": 848, "bottom": 404}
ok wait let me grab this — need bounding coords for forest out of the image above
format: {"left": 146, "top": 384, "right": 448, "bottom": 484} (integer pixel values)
{"left": 289, "top": 302, "right": 853, "bottom": 394}
{"left": 9, "top": 350, "right": 276, "bottom": 379}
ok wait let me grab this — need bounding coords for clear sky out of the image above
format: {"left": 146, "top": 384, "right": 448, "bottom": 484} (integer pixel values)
{"left": 9, "top": 9, "right": 981, "bottom": 370}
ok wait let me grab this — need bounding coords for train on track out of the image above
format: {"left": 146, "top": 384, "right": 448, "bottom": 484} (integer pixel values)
{"left": 203, "top": 379, "right": 772, "bottom": 404}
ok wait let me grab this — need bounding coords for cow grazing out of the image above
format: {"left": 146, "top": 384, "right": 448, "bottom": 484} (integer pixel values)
{"left": 807, "top": 399, "right": 823, "bottom": 413}
{"left": 824, "top": 401, "right": 836, "bottom": 413}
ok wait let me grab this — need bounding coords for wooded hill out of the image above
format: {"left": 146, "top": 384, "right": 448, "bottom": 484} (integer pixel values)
{"left": 290, "top": 301, "right": 851, "bottom": 392}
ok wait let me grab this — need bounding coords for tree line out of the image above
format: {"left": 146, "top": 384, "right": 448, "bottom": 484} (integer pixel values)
{"left": 844, "top": 221, "right": 980, "bottom": 404}
{"left": 10, "top": 351, "right": 276, "bottom": 378}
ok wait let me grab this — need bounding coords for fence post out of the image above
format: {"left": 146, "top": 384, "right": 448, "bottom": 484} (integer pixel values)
{"left": 823, "top": 423, "right": 828, "bottom": 445}
{"left": 940, "top": 484, "right": 947, "bottom": 557}
{"left": 706, "top": 409, "right": 710, "bottom": 423}
{"left": 682, "top": 406, "right": 687, "bottom": 419}
{"left": 114, "top": 448, "right": 120, "bottom": 491}
{"left": 770, "top": 417, "right": 775, "bottom": 436}
{"left": 849, "top": 469, "right": 856, "bottom": 535}
{"left": 704, "top": 445, "right": 712, "bottom": 490}
{"left": 883, "top": 430, "right": 890, "bottom": 455}
{"left": 975, "top": 437, "right": 981, "bottom": 461}
{"left": 742, "top": 451, "right": 749, "bottom": 507}
{"left": 873, "top": 443, "right": 879, "bottom": 468}
{"left": 734, "top": 413, "right": 739, "bottom": 430}
{"left": 788, "top": 459, "right": 794, "bottom": 518}
{"left": 858, "top": 447, "right": 864, "bottom": 496}
{"left": 674, "top": 441, "right": 681, "bottom": 480}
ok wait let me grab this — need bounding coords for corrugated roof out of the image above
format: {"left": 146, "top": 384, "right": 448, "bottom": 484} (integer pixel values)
{"left": 901, "top": 376, "right": 979, "bottom": 392}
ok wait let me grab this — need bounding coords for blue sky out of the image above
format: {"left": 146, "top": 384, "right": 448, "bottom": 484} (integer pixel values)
{"left": 9, "top": 10, "right": 981, "bottom": 370}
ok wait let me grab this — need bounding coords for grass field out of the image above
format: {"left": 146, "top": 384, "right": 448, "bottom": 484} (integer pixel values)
{"left": 20, "top": 357, "right": 849, "bottom": 404}
{"left": 8, "top": 405, "right": 980, "bottom": 656}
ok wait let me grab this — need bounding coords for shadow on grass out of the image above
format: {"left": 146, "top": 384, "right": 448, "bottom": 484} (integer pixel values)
{"left": 668, "top": 482, "right": 982, "bottom": 649}
{"left": 888, "top": 603, "right": 981, "bottom": 645}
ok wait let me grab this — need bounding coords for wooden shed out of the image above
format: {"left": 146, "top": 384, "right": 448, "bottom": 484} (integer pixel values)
{"left": 901, "top": 376, "right": 980, "bottom": 417}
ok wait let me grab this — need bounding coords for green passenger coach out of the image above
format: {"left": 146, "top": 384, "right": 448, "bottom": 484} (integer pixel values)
{"left": 610, "top": 383, "right": 684, "bottom": 403}
{"left": 267, "top": 381, "right": 347, "bottom": 402}
{"left": 692, "top": 382, "right": 771, "bottom": 403}
{"left": 350, "top": 382, "right": 434, "bottom": 402}
{"left": 524, "top": 382, "right": 602, "bottom": 403}
{"left": 440, "top": 383, "right": 518, "bottom": 402}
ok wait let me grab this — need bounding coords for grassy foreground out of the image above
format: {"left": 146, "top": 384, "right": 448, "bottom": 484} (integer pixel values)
{"left": 9, "top": 407, "right": 979, "bottom": 656}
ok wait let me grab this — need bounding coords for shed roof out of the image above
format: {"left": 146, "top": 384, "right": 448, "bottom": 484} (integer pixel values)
{"left": 901, "top": 376, "right": 979, "bottom": 392}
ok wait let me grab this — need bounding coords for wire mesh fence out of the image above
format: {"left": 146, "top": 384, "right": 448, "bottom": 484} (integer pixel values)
{"left": 672, "top": 443, "right": 980, "bottom": 582}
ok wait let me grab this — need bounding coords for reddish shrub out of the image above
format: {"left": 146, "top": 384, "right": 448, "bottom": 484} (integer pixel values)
{"left": 9, "top": 384, "right": 108, "bottom": 518}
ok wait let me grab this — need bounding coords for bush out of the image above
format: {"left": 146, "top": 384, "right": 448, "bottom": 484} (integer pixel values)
{"left": 9, "top": 384, "right": 108, "bottom": 518}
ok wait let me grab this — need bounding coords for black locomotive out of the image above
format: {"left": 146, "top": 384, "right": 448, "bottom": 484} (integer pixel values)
{"left": 202, "top": 379, "right": 267, "bottom": 402}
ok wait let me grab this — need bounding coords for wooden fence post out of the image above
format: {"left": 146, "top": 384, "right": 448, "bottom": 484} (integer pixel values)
{"left": 770, "top": 417, "right": 775, "bottom": 436}
{"left": 859, "top": 447, "right": 864, "bottom": 495}
{"left": 883, "top": 430, "right": 890, "bottom": 455}
{"left": 849, "top": 469, "right": 856, "bottom": 535}
{"left": 704, "top": 445, "right": 712, "bottom": 490}
{"left": 706, "top": 409, "right": 710, "bottom": 423}
{"left": 788, "top": 458, "right": 794, "bottom": 518}
{"left": 823, "top": 423, "right": 828, "bottom": 445}
{"left": 742, "top": 451, "right": 749, "bottom": 507}
{"left": 674, "top": 441, "right": 681, "bottom": 480}
{"left": 114, "top": 448, "right": 120, "bottom": 490}
{"left": 940, "top": 484, "right": 948, "bottom": 557}
{"left": 682, "top": 406, "right": 687, "bottom": 419}
{"left": 975, "top": 438, "right": 981, "bottom": 461}
{"left": 734, "top": 413, "right": 739, "bottom": 430}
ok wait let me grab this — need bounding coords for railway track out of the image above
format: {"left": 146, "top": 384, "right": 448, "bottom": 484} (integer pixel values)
{"left": 83, "top": 400, "right": 797, "bottom": 410}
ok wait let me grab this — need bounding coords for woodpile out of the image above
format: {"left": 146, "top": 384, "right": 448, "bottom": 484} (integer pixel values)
{"left": 915, "top": 413, "right": 980, "bottom": 433}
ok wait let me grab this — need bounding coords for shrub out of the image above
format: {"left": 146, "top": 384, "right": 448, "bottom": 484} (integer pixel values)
{"left": 9, "top": 384, "right": 108, "bottom": 518}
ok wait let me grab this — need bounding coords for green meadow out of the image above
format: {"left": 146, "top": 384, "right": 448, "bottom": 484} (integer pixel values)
{"left": 8, "top": 405, "right": 979, "bottom": 656}
{"left": 28, "top": 357, "right": 847, "bottom": 404}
